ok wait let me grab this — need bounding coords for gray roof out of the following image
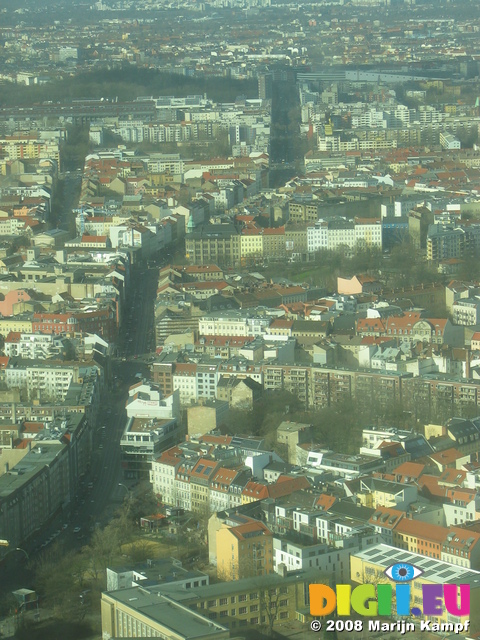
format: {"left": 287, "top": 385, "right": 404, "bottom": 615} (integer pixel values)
{"left": 354, "top": 544, "right": 480, "bottom": 587}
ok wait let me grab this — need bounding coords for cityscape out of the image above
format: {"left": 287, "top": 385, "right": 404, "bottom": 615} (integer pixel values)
{"left": 0, "top": 0, "right": 480, "bottom": 638}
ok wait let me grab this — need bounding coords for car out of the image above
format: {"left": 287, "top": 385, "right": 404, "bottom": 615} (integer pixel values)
{"left": 73, "top": 526, "right": 81, "bottom": 534}
{"left": 62, "top": 523, "right": 68, "bottom": 530}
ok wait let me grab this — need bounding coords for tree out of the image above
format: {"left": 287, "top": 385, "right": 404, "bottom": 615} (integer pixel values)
{"left": 32, "top": 546, "right": 86, "bottom": 620}
{"left": 259, "top": 586, "right": 279, "bottom": 637}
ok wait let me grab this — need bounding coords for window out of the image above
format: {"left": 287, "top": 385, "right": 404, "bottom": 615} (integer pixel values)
{"left": 250, "top": 605, "right": 258, "bottom": 612}
{"left": 220, "top": 610, "right": 228, "bottom": 618}
{"left": 250, "top": 592, "right": 258, "bottom": 600}
{"left": 280, "top": 611, "right": 288, "bottom": 619}
{"left": 220, "top": 598, "right": 228, "bottom": 606}
{"left": 208, "top": 600, "right": 216, "bottom": 608}
{"left": 239, "top": 594, "right": 247, "bottom": 602}
{"left": 239, "top": 607, "right": 247, "bottom": 615}
{"left": 251, "top": 617, "right": 259, "bottom": 625}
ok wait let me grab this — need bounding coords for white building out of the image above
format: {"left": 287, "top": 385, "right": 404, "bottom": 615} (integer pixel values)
{"left": 198, "top": 311, "right": 272, "bottom": 337}
{"left": 4, "top": 333, "right": 65, "bottom": 360}
{"left": 126, "top": 382, "right": 180, "bottom": 420}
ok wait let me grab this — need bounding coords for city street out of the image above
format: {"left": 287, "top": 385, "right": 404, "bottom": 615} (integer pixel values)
{"left": 0, "top": 262, "right": 158, "bottom": 608}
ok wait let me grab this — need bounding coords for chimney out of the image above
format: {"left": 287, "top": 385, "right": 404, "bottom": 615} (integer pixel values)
{"left": 4, "top": 462, "right": 9, "bottom": 473}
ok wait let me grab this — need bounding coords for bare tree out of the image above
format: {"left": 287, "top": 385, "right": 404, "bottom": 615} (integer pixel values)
{"left": 259, "top": 586, "right": 279, "bottom": 637}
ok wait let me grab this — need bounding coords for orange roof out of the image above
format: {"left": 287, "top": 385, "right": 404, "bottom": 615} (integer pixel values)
{"left": 386, "top": 312, "right": 422, "bottom": 332}
{"left": 199, "top": 434, "right": 233, "bottom": 446}
{"left": 230, "top": 521, "right": 272, "bottom": 541}
{"left": 211, "top": 467, "right": 238, "bottom": 488}
{"left": 418, "top": 475, "right": 448, "bottom": 500}
{"left": 446, "top": 487, "right": 476, "bottom": 503}
{"left": 369, "top": 506, "right": 404, "bottom": 529}
{"left": 5, "top": 332, "right": 21, "bottom": 343}
{"left": 395, "top": 518, "right": 446, "bottom": 544}
{"left": 270, "top": 319, "right": 294, "bottom": 329}
{"left": 393, "top": 462, "right": 425, "bottom": 480}
{"left": 190, "top": 458, "right": 218, "bottom": 480}
{"left": 315, "top": 494, "right": 337, "bottom": 510}
{"left": 174, "top": 363, "right": 197, "bottom": 375}
{"left": 429, "top": 448, "right": 465, "bottom": 466}
{"left": 438, "top": 468, "right": 467, "bottom": 486}
{"left": 356, "top": 318, "right": 386, "bottom": 333}
{"left": 81, "top": 234, "right": 108, "bottom": 243}
{"left": 23, "top": 422, "right": 44, "bottom": 433}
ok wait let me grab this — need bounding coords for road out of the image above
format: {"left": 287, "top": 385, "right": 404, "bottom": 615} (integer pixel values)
{"left": 50, "top": 171, "right": 82, "bottom": 233}
{"left": 119, "top": 265, "right": 158, "bottom": 360}
{"left": 0, "top": 263, "right": 159, "bottom": 601}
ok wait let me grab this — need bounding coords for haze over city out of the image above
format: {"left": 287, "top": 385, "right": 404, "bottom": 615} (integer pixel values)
{"left": 0, "top": 1, "right": 480, "bottom": 639}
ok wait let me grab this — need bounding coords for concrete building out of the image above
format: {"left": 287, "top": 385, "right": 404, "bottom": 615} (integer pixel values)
{"left": 276, "top": 421, "right": 313, "bottom": 464}
{"left": 120, "top": 416, "right": 184, "bottom": 479}
{"left": 102, "top": 569, "right": 317, "bottom": 637}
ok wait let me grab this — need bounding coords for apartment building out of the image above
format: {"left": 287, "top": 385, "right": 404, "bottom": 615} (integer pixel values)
{"left": 185, "top": 223, "right": 241, "bottom": 266}
{"left": 452, "top": 298, "right": 480, "bottom": 326}
{"left": 288, "top": 199, "right": 319, "bottom": 224}
{"left": 0, "top": 413, "right": 90, "bottom": 550}
{"left": 190, "top": 458, "right": 221, "bottom": 515}
{"left": 443, "top": 488, "right": 480, "bottom": 527}
{"left": 120, "top": 416, "right": 183, "bottom": 479}
{"left": 199, "top": 311, "right": 272, "bottom": 338}
{"left": 4, "top": 333, "right": 64, "bottom": 360}
{"left": 150, "top": 447, "right": 182, "bottom": 506}
{"left": 4, "top": 360, "right": 94, "bottom": 402}
{"left": 307, "top": 217, "right": 382, "bottom": 255}
{"left": 262, "top": 227, "right": 286, "bottom": 260}
{"left": 216, "top": 519, "right": 274, "bottom": 580}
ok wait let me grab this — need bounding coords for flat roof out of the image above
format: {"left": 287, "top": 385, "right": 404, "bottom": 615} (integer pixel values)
{"left": 104, "top": 588, "right": 228, "bottom": 639}
{"left": 0, "top": 443, "right": 65, "bottom": 497}
{"left": 354, "top": 543, "right": 480, "bottom": 587}
{"left": 129, "top": 417, "right": 175, "bottom": 434}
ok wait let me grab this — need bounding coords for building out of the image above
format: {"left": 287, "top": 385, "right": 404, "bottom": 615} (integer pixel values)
{"left": 0, "top": 413, "right": 91, "bottom": 550}
{"left": 216, "top": 518, "right": 274, "bottom": 580}
{"left": 106, "top": 557, "right": 210, "bottom": 592}
{"left": 120, "top": 416, "right": 184, "bottom": 479}
{"left": 101, "top": 587, "right": 229, "bottom": 640}
{"left": 185, "top": 223, "right": 241, "bottom": 267}
{"left": 258, "top": 73, "right": 273, "bottom": 101}
{"left": 102, "top": 569, "right": 317, "bottom": 638}
{"left": 350, "top": 544, "right": 479, "bottom": 628}
{"left": 452, "top": 298, "right": 480, "bottom": 326}
{"left": 276, "top": 421, "right": 313, "bottom": 464}
{"left": 440, "top": 132, "right": 461, "bottom": 150}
